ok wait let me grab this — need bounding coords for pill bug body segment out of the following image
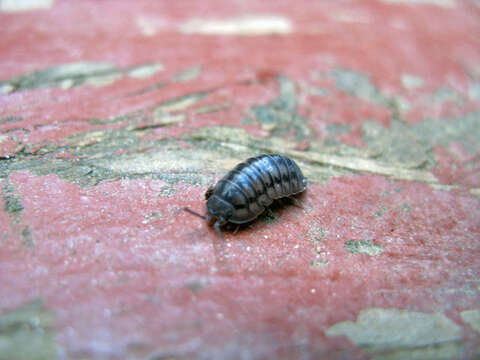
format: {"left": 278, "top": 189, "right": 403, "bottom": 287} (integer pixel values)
{"left": 204, "top": 154, "right": 307, "bottom": 236}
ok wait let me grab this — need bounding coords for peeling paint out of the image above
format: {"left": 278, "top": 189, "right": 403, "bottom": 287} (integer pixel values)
{"left": 179, "top": 15, "right": 293, "bottom": 35}
{"left": 401, "top": 74, "right": 424, "bottom": 89}
{"left": 363, "top": 112, "right": 480, "bottom": 167}
{"left": 460, "top": 309, "right": 480, "bottom": 333}
{"left": 173, "top": 66, "right": 202, "bottom": 82}
{"left": 0, "top": 62, "right": 164, "bottom": 92}
{"left": 0, "top": 0, "right": 54, "bottom": 12}
{"left": 0, "top": 299, "right": 57, "bottom": 360}
{"left": 468, "top": 82, "right": 480, "bottom": 101}
{"left": 372, "top": 342, "right": 463, "bottom": 360}
{"left": 379, "top": 0, "right": 455, "bottom": 8}
{"left": 2, "top": 181, "right": 23, "bottom": 215}
{"left": 253, "top": 76, "right": 312, "bottom": 141}
{"left": 331, "top": 68, "right": 386, "bottom": 104}
{"left": 0, "top": 62, "right": 116, "bottom": 91}
{"left": 152, "top": 92, "right": 207, "bottom": 113}
{"left": 127, "top": 63, "right": 163, "bottom": 79}
{"left": 326, "top": 308, "right": 462, "bottom": 356}
{"left": 135, "top": 16, "right": 164, "bottom": 36}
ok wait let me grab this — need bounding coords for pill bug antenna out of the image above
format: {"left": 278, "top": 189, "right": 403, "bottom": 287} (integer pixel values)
{"left": 183, "top": 207, "right": 207, "bottom": 220}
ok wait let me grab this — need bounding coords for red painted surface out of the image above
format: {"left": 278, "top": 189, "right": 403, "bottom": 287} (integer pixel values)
{"left": 1, "top": 0, "right": 479, "bottom": 359}
{"left": 2, "top": 172, "right": 478, "bottom": 358}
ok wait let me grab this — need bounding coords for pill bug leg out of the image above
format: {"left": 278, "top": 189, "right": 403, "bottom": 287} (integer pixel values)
{"left": 184, "top": 207, "right": 226, "bottom": 239}
{"left": 287, "top": 196, "right": 304, "bottom": 209}
{"left": 214, "top": 221, "right": 225, "bottom": 240}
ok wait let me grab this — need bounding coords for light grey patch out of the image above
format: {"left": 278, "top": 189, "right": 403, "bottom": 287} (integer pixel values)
{"left": 363, "top": 112, "right": 480, "bottom": 168}
{"left": 413, "top": 112, "right": 480, "bottom": 154}
{"left": 135, "top": 113, "right": 186, "bottom": 130}
{"left": 0, "top": 131, "right": 132, "bottom": 187}
{"left": 152, "top": 92, "right": 207, "bottom": 114}
{"left": 82, "top": 73, "right": 122, "bottom": 88}
{"left": 344, "top": 240, "right": 384, "bottom": 256}
{"left": 432, "top": 87, "right": 463, "bottom": 105}
{"left": 0, "top": 62, "right": 118, "bottom": 92}
{"left": 96, "top": 147, "right": 238, "bottom": 187}
{"left": 304, "top": 85, "right": 330, "bottom": 97}
{"left": 0, "top": 123, "right": 251, "bottom": 188}
{"left": 184, "top": 278, "right": 209, "bottom": 293}
{"left": 240, "top": 117, "right": 254, "bottom": 124}
{"left": 362, "top": 119, "right": 429, "bottom": 168}
{"left": 184, "top": 126, "right": 378, "bottom": 184}
{"left": 127, "top": 63, "right": 163, "bottom": 79}
{"left": 310, "top": 259, "right": 329, "bottom": 268}
{"left": 469, "top": 82, "right": 480, "bottom": 101}
{"left": 85, "top": 109, "right": 146, "bottom": 126}
{"left": 0, "top": 62, "right": 166, "bottom": 92}
{"left": 402, "top": 202, "right": 411, "bottom": 213}
{"left": 0, "top": 83, "right": 15, "bottom": 94}
{"left": 401, "top": 74, "right": 424, "bottom": 89}
{"left": 22, "top": 227, "right": 34, "bottom": 247}
{"left": 326, "top": 308, "right": 463, "bottom": 355}
{"left": 172, "top": 66, "right": 202, "bottom": 82}
{"left": 0, "top": 298, "right": 57, "bottom": 360}
{"left": 326, "top": 123, "right": 351, "bottom": 137}
{"left": 157, "top": 185, "right": 176, "bottom": 197}
{"left": 379, "top": 0, "right": 455, "bottom": 7}
{"left": 124, "top": 82, "right": 165, "bottom": 97}
{"left": 0, "top": 116, "right": 23, "bottom": 125}
{"left": 308, "top": 225, "right": 329, "bottom": 243}
{"left": 179, "top": 15, "right": 293, "bottom": 36}
{"left": 389, "top": 95, "right": 411, "bottom": 115}
{"left": 374, "top": 204, "right": 389, "bottom": 217}
{"left": 331, "top": 68, "right": 387, "bottom": 104}
{"left": 252, "top": 76, "right": 313, "bottom": 141}
{"left": 330, "top": 68, "right": 413, "bottom": 119}
{"left": 194, "top": 103, "right": 231, "bottom": 115}
{"left": 309, "top": 226, "right": 330, "bottom": 267}
{"left": 371, "top": 342, "right": 463, "bottom": 360}
{"left": 460, "top": 309, "right": 480, "bottom": 333}
{"left": 185, "top": 126, "right": 256, "bottom": 148}
{"left": 0, "top": 0, "right": 54, "bottom": 12}
{"left": 2, "top": 181, "right": 24, "bottom": 215}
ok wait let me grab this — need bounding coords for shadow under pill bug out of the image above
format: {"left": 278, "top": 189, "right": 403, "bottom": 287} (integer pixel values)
{"left": 184, "top": 154, "right": 307, "bottom": 239}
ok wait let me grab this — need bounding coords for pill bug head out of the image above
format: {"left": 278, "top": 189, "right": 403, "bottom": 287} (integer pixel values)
{"left": 183, "top": 195, "right": 233, "bottom": 239}
{"left": 206, "top": 195, "right": 234, "bottom": 238}
{"left": 206, "top": 195, "right": 233, "bottom": 224}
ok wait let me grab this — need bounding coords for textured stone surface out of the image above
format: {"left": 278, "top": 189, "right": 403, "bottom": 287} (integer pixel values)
{"left": 1, "top": 0, "right": 480, "bottom": 359}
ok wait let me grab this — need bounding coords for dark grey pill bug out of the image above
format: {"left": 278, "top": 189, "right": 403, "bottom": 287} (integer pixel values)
{"left": 184, "top": 154, "right": 307, "bottom": 238}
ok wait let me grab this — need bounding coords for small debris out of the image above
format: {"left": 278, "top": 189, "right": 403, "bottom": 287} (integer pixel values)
{"left": 344, "top": 240, "right": 384, "bottom": 256}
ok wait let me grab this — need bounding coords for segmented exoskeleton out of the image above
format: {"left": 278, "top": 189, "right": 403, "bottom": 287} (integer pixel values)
{"left": 184, "top": 154, "right": 307, "bottom": 238}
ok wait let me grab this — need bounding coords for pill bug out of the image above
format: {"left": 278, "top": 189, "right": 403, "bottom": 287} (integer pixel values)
{"left": 184, "top": 154, "right": 307, "bottom": 239}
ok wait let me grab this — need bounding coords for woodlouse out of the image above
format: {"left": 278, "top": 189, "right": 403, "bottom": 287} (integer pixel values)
{"left": 185, "top": 154, "right": 307, "bottom": 238}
